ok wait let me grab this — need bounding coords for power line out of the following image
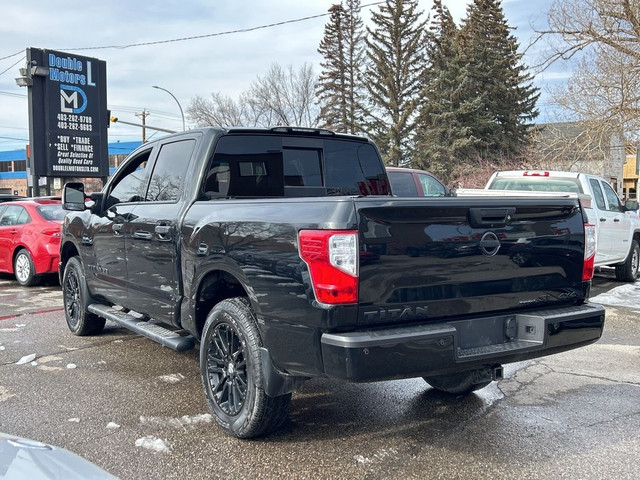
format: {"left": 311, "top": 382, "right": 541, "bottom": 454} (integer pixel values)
{"left": 0, "top": 56, "right": 25, "bottom": 78}
{"left": 0, "top": 90, "right": 26, "bottom": 99}
{"left": 0, "top": 50, "right": 23, "bottom": 61}
{"left": 53, "top": 1, "right": 385, "bottom": 53}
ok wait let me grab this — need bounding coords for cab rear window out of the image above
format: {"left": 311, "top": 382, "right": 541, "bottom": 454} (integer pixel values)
{"left": 204, "top": 134, "right": 390, "bottom": 198}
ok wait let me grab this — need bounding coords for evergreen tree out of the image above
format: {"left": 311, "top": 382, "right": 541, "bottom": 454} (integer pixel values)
{"left": 316, "top": 1, "right": 366, "bottom": 134}
{"left": 363, "top": 0, "right": 427, "bottom": 166}
{"left": 457, "top": 0, "right": 539, "bottom": 160}
{"left": 415, "top": 0, "right": 468, "bottom": 181}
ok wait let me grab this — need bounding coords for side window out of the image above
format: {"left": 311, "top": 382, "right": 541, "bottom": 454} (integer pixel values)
{"left": 146, "top": 139, "right": 196, "bottom": 202}
{"left": 0, "top": 205, "right": 26, "bottom": 226}
{"left": 108, "top": 149, "right": 153, "bottom": 207}
{"left": 204, "top": 135, "right": 284, "bottom": 197}
{"left": 601, "top": 181, "right": 622, "bottom": 211}
{"left": 418, "top": 173, "right": 446, "bottom": 197}
{"left": 588, "top": 178, "right": 606, "bottom": 210}
{"left": 388, "top": 172, "right": 418, "bottom": 196}
{"left": 324, "top": 141, "right": 389, "bottom": 195}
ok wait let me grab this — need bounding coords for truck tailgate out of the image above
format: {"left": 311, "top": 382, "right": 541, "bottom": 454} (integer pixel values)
{"left": 355, "top": 197, "right": 587, "bottom": 326}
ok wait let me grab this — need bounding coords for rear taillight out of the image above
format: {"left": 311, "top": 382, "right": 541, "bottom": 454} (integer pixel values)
{"left": 41, "top": 227, "right": 61, "bottom": 237}
{"left": 583, "top": 223, "right": 596, "bottom": 281}
{"left": 298, "top": 230, "right": 358, "bottom": 304}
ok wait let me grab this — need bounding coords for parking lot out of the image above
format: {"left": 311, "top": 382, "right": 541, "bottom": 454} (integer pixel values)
{"left": 0, "top": 272, "right": 639, "bottom": 479}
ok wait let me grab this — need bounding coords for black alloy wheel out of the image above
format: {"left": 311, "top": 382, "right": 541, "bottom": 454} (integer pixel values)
{"left": 62, "top": 257, "right": 105, "bottom": 336}
{"left": 64, "top": 264, "right": 82, "bottom": 331}
{"left": 206, "top": 322, "right": 248, "bottom": 416}
{"left": 200, "top": 297, "right": 291, "bottom": 438}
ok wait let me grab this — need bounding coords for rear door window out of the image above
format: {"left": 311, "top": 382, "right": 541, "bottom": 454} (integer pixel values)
{"left": 0, "top": 205, "right": 27, "bottom": 226}
{"left": 146, "top": 139, "right": 196, "bottom": 202}
{"left": 588, "top": 178, "right": 606, "bottom": 210}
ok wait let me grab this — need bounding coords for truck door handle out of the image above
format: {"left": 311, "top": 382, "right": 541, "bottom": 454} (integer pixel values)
{"left": 599, "top": 218, "right": 606, "bottom": 222}
{"left": 134, "top": 230, "right": 152, "bottom": 240}
{"left": 613, "top": 218, "right": 620, "bottom": 222}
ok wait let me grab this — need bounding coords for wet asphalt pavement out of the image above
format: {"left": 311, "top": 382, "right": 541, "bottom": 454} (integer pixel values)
{"left": 0, "top": 272, "right": 638, "bottom": 479}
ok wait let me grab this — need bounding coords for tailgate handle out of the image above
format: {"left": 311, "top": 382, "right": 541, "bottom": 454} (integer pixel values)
{"left": 468, "top": 207, "right": 515, "bottom": 228}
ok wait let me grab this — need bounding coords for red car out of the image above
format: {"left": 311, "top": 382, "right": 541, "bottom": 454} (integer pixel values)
{"left": 0, "top": 198, "right": 64, "bottom": 286}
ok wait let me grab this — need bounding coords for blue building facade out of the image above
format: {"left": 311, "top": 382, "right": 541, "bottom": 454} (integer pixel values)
{"left": 0, "top": 141, "right": 141, "bottom": 194}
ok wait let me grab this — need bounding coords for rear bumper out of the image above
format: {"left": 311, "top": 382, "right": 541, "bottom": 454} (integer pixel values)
{"left": 320, "top": 303, "right": 605, "bottom": 382}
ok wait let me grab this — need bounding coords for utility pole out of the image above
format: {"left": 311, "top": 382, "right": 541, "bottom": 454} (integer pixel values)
{"left": 135, "top": 110, "right": 149, "bottom": 142}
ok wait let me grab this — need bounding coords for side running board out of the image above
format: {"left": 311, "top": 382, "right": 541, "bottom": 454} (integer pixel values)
{"left": 88, "top": 304, "right": 195, "bottom": 352}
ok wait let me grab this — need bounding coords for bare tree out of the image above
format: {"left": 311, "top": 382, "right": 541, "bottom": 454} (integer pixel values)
{"left": 550, "top": 45, "right": 640, "bottom": 140}
{"left": 248, "top": 63, "right": 319, "bottom": 127}
{"left": 533, "top": 0, "right": 640, "bottom": 161}
{"left": 534, "top": 0, "right": 640, "bottom": 70}
{"left": 187, "top": 63, "right": 319, "bottom": 128}
{"left": 188, "top": 92, "right": 256, "bottom": 127}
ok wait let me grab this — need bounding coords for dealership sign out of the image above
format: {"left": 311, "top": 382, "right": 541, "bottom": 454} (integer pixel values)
{"left": 25, "top": 48, "right": 108, "bottom": 177}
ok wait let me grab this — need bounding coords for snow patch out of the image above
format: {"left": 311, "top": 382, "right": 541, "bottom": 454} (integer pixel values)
{"left": 68, "top": 418, "right": 80, "bottom": 423}
{"left": 15, "top": 324, "right": 26, "bottom": 327}
{"left": 0, "top": 346, "right": 5, "bottom": 351}
{"left": 354, "top": 455, "right": 372, "bottom": 464}
{"left": 157, "top": 373, "right": 185, "bottom": 384}
{"left": 590, "top": 283, "right": 640, "bottom": 308}
{"left": 135, "top": 436, "right": 171, "bottom": 453}
{"left": 16, "top": 353, "right": 36, "bottom": 365}
{"left": 38, "top": 355, "right": 62, "bottom": 364}
{"left": 58, "top": 345, "right": 79, "bottom": 351}
{"left": 66, "top": 363, "right": 77, "bottom": 369}
{"left": 37, "top": 365, "right": 64, "bottom": 372}
{"left": 139, "top": 414, "right": 213, "bottom": 429}
{"left": 106, "top": 422, "right": 120, "bottom": 429}
{"left": 0, "top": 386, "right": 15, "bottom": 402}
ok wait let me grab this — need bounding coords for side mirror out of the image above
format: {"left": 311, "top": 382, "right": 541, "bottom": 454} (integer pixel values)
{"left": 624, "top": 200, "right": 639, "bottom": 211}
{"left": 62, "top": 182, "right": 87, "bottom": 211}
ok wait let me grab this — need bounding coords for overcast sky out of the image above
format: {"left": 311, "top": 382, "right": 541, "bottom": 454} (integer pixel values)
{"left": 0, "top": 0, "right": 560, "bottom": 151}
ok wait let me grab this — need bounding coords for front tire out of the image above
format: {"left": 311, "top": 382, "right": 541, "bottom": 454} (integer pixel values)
{"left": 63, "top": 257, "right": 105, "bottom": 336}
{"left": 14, "top": 249, "right": 40, "bottom": 286}
{"left": 615, "top": 239, "right": 639, "bottom": 282}
{"left": 200, "top": 297, "right": 291, "bottom": 438}
{"left": 424, "top": 370, "right": 492, "bottom": 395}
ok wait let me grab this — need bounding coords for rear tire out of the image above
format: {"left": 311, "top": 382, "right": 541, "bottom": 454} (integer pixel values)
{"left": 200, "top": 297, "right": 291, "bottom": 438}
{"left": 615, "top": 239, "right": 639, "bottom": 282}
{"left": 424, "top": 370, "right": 492, "bottom": 395}
{"left": 63, "top": 257, "right": 105, "bottom": 336}
{"left": 14, "top": 249, "right": 40, "bottom": 286}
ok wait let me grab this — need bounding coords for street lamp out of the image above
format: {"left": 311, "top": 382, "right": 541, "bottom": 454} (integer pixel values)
{"left": 152, "top": 85, "right": 185, "bottom": 131}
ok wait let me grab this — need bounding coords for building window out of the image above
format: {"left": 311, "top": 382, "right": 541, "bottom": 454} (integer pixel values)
{"left": 0, "top": 162, "right": 11, "bottom": 173}
{"left": 13, "top": 160, "right": 26, "bottom": 172}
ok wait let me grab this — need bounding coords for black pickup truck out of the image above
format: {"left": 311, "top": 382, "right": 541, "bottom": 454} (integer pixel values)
{"left": 60, "top": 127, "right": 605, "bottom": 438}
